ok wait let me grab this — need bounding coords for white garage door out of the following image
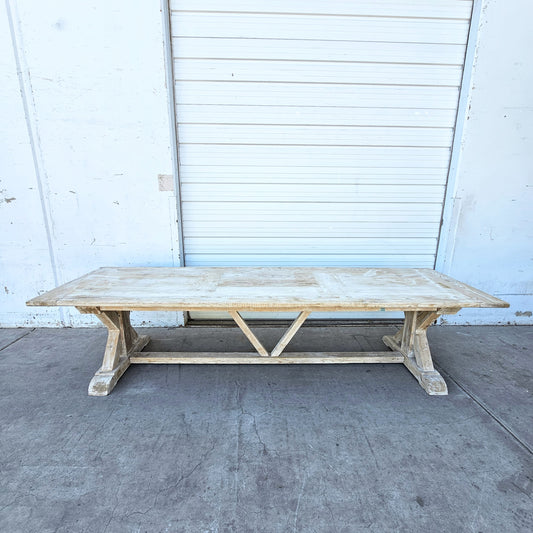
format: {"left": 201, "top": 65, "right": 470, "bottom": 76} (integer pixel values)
{"left": 168, "top": 0, "right": 473, "bottom": 319}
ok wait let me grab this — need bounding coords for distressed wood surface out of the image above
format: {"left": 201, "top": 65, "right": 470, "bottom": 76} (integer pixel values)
{"left": 228, "top": 310, "right": 269, "bottom": 357}
{"left": 129, "top": 352, "right": 404, "bottom": 364}
{"left": 27, "top": 267, "right": 508, "bottom": 397}
{"left": 85, "top": 310, "right": 150, "bottom": 396}
{"left": 26, "top": 267, "right": 508, "bottom": 311}
{"left": 270, "top": 311, "right": 310, "bottom": 357}
{"left": 383, "top": 310, "right": 449, "bottom": 395}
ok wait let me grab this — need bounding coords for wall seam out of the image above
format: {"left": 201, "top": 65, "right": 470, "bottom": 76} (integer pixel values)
{"left": 434, "top": 0, "right": 483, "bottom": 275}
{"left": 5, "top": 0, "right": 65, "bottom": 325}
{"left": 161, "top": 0, "right": 187, "bottom": 326}
{"left": 161, "top": 0, "right": 185, "bottom": 268}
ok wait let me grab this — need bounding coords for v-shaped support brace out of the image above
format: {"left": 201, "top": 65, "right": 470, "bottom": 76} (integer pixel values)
{"left": 79, "top": 307, "right": 450, "bottom": 397}
{"left": 229, "top": 310, "right": 310, "bottom": 357}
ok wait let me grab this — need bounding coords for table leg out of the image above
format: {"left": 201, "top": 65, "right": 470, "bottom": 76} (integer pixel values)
{"left": 78, "top": 309, "right": 150, "bottom": 396}
{"left": 383, "top": 311, "right": 447, "bottom": 395}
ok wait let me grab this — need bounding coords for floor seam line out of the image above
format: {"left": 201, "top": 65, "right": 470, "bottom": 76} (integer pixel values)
{"left": 0, "top": 329, "right": 35, "bottom": 353}
{"left": 435, "top": 363, "right": 532, "bottom": 455}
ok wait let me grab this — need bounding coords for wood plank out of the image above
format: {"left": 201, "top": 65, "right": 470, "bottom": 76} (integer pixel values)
{"left": 129, "top": 351, "right": 404, "bottom": 364}
{"left": 228, "top": 310, "right": 269, "bottom": 356}
{"left": 26, "top": 267, "right": 509, "bottom": 311}
{"left": 427, "top": 270, "right": 508, "bottom": 308}
{"left": 271, "top": 311, "right": 310, "bottom": 357}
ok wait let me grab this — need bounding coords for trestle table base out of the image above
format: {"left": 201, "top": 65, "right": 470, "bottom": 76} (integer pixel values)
{"left": 78, "top": 307, "right": 452, "bottom": 397}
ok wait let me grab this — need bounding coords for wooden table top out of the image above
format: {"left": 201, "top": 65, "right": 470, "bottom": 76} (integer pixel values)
{"left": 26, "top": 267, "right": 508, "bottom": 312}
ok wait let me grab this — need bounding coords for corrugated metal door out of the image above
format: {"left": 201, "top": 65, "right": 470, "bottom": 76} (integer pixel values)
{"left": 169, "top": 0, "right": 473, "bottom": 319}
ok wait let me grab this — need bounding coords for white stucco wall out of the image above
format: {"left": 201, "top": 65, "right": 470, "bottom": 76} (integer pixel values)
{"left": 1, "top": 0, "right": 531, "bottom": 327}
{"left": 436, "top": 0, "right": 532, "bottom": 325}
{"left": 0, "top": 1, "right": 184, "bottom": 327}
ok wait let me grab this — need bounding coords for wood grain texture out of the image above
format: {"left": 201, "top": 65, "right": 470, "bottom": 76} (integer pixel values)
{"left": 27, "top": 267, "right": 509, "bottom": 311}
{"left": 383, "top": 310, "right": 449, "bottom": 395}
{"left": 228, "top": 310, "right": 269, "bottom": 356}
{"left": 86, "top": 309, "right": 150, "bottom": 396}
{"left": 29, "top": 266, "right": 505, "bottom": 397}
{"left": 270, "top": 311, "right": 310, "bottom": 357}
{"left": 129, "top": 352, "right": 404, "bottom": 364}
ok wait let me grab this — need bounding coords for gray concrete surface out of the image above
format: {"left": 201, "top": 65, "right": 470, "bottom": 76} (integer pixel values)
{"left": 429, "top": 326, "right": 533, "bottom": 451}
{"left": 0, "top": 325, "right": 531, "bottom": 533}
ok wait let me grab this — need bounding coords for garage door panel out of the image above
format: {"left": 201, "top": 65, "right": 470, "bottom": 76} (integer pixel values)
{"left": 181, "top": 183, "right": 445, "bottom": 203}
{"left": 185, "top": 221, "right": 441, "bottom": 239}
{"left": 182, "top": 202, "right": 443, "bottom": 221}
{"left": 169, "top": 1, "right": 474, "bottom": 320}
{"left": 174, "top": 59, "right": 463, "bottom": 87}
{"left": 180, "top": 167, "right": 448, "bottom": 185}
{"left": 171, "top": 13, "right": 469, "bottom": 44}
{"left": 178, "top": 124, "right": 453, "bottom": 147}
{"left": 173, "top": 38, "right": 467, "bottom": 66}
{"left": 177, "top": 105, "right": 458, "bottom": 129}
{"left": 185, "top": 237, "right": 437, "bottom": 255}
{"left": 173, "top": 0, "right": 472, "bottom": 19}
{"left": 186, "top": 254, "right": 436, "bottom": 267}
{"left": 176, "top": 81, "right": 460, "bottom": 108}
{"left": 179, "top": 145, "right": 452, "bottom": 167}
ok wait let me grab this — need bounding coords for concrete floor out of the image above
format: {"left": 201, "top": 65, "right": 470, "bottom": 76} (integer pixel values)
{"left": 0, "top": 325, "right": 531, "bottom": 533}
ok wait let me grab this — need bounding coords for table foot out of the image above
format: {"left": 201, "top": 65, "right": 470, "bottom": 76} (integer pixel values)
{"left": 77, "top": 308, "right": 150, "bottom": 396}
{"left": 383, "top": 310, "right": 448, "bottom": 396}
{"left": 88, "top": 333, "right": 150, "bottom": 396}
{"left": 88, "top": 356, "right": 131, "bottom": 396}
